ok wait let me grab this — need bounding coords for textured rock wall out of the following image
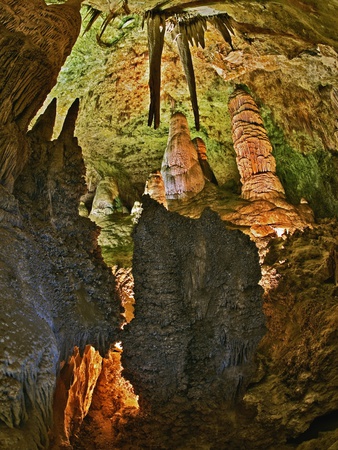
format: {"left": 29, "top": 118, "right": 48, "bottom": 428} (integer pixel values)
{"left": 0, "top": 100, "right": 120, "bottom": 449}
{"left": 121, "top": 196, "right": 265, "bottom": 447}
{"left": 0, "top": 0, "right": 82, "bottom": 190}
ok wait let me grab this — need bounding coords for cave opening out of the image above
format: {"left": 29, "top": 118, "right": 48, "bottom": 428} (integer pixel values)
{"left": 287, "top": 410, "right": 338, "bottom": 446}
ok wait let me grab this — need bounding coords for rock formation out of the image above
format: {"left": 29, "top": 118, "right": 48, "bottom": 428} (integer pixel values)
{"left": 228, "top": 88, "right": 286, "bottom": 201}
{"left": 144, "top": 170, "right": 167, "bottom": 208}
{"left": 161, "top": 112, "right": 205, "bottom": 199}
{"left": 120, "top": 196, "right": 265, "bottom": 447}
{"left": 0, "top": 1, "right": 338, "bottom": 449}
{"left": 0, "top": 0, "right": 82, "bottom": 191}
{"left": 192, "top": 136, "right": 218, "bottom": 185}
{"left": 90, "top": 177, "right": 122, "bottom": 216}
{"left": 0, "top": 99, "right": 120, "bottom": 449}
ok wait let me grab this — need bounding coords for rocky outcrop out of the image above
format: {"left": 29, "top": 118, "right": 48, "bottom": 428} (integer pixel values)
{"left": 161, "top": 112, "right": 205, "bottom": 199}
{"left": 243, "top": 220, "right": 338, "bottom": 449}
{"left": 120, "top": 196, "right": 265, "bottom": 447}
{"left": 0, "top": 0, "right": 82, "bottom": 190}
{"left": 0, "top": 100, "right": 120, "bottom": 449}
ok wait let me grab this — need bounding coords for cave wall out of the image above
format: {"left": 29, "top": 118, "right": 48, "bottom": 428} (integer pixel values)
{"left": 119, "top": 196, "right": 265, "bottom": 447}
{"left": 0, "top": 98, "right": 120, "bottom": 448}
{"left": 0, "top": 0, "right": 82, "bottom": 191}
{"left": 0, "top": 3, "right": 127, "bottom": 446}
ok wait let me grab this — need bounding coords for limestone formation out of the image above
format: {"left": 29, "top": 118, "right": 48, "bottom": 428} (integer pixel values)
{"left": 0, "top": 1, "right": 338, "bottom": 449}
{"left": 144, "top": 169, "right": 167, "bottom": 208}
{"left": 161, "top": 112, "right": 205, "bottom": 200}
{"left": 51, "top": 345, "right": 102, "bottom": 448}
{"left": 90, "top": 177, "right": 121, "bottom": 216}
{"left": 121, "top": 197, "right": 265, "bottom": 446}
{"left": 229, "top": 88, "right": 286, "bottom": 200}
{"left": 0, "top": 100, "right": 119, "bottom": 449}
{"left": 0, "top": 0, "right": 82, "bottom": 190}
{"left": 192, "top": 136, "right": 218, "bottom": 185}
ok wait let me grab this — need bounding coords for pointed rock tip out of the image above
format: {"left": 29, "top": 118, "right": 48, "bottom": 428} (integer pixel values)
{"left": 30, "top": 98, "right": 57, "bottom": 141}
{"left": 58, "top": 98, "right": 80, "bottom": 140}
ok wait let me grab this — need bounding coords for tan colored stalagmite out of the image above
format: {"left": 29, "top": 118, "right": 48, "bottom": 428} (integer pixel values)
{"left": 192, "top": 137, "right": 218, "bottom": 185}
{"left": 161, "top": 112, "right": 205, "bottom": 200}
{"left": 144, "top": 170, "right": 168, "bottom": 208}
{"left": 229, "top": 88, "right": 286, "bottom": 200}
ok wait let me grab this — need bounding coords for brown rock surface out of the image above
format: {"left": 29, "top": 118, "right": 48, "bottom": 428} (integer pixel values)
{"left": 229, "top": 88, "right": 286, "bottom": 200}
{"left": 0, "top": 0, "right": 82, "bottom": 190}
{"left": 161, "top": 112, "right": 205, "bottom": 199}
{"left": 192, "top": 136, "right": 218, "bottom": 185}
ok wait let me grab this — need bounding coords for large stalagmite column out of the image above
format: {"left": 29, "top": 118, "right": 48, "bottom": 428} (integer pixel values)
{"left": 228, "top": 88, "right": 286, "bottom": 200}
{"left": 161, "top": 112, "right": 205, "bottom": 199}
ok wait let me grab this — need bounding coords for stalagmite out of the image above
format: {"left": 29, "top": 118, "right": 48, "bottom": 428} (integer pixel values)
{"left": 161, "top": 112, "right": 205, "bottom": 199}
{"left": 144, "top": 170, "right": 168, "bottom": 208}
{"left": 192, "top": 136, "right": 218, "bottom": 185}
{"left": 121, "top": 197, "right": 265, "bottom": 447}
{"left": 228, "top": 88, "right": 286, "bottom": 200}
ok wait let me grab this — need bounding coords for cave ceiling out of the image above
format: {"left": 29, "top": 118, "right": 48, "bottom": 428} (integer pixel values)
{"left": 45, "top": 0, "right": 338, "bottom": 220}
{"left": 83, "top": 0, "right": 338, "bottom": 50}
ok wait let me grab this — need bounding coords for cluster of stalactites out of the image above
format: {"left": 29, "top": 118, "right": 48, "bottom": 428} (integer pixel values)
{"left": 229, "top": 89, "right": 286, "bottom": 200}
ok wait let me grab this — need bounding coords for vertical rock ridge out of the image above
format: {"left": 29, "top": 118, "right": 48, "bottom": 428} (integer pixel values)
{"left": 229, "top": 88, "right": 286, "bottom": 200}
{"left": 121, "top": 196, "right": 265, "bottom": 446}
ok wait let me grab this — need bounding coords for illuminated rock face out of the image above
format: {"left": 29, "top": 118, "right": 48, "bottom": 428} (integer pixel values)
{"left": 122, "top": 197, "right": 265, "bottom": 444}
{"left": 51, "top": 345, "right": 102, "bottom": 448}
{"left": 229, "top": 89, "right": 286, "bottom": 200}
{"left": 161, "top": 113, "right": 205, "bottom": 199}
{"left": 0, "top": 100, "right": 119, "bottom": 449}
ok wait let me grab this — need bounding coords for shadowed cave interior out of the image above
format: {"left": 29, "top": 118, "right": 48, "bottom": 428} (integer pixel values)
{"left": 0, "top": 0, "right": 338, "bottom": 449}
